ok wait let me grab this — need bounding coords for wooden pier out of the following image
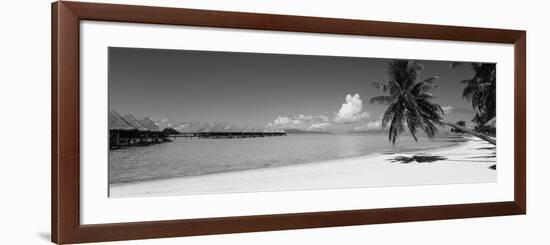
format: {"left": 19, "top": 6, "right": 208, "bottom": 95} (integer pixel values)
{"left": 171, "top": 131, "right": 286, "bottom": 139}
{"left": 173, "top": 123, "right": 286, "bottom": 139}
{"left": 109, "top": 109, "right": 287, "bottom": 149}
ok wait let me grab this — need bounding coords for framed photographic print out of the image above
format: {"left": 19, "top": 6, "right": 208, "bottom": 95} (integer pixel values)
{"left": 51, "top": 1, "right": 526, "bottom": 244}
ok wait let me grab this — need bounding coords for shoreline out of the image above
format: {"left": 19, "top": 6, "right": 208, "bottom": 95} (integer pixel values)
{"left": 110, "top": 136, "right": 465, "bottom": 186}
{"left": 110, "top": 137, "right": 496, "bottom": 197}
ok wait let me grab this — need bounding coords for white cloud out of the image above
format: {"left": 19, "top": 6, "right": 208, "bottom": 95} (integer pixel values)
{"left": 293, "top": 114, "right": 313, "bottom": 120}
{"left": 267, "top": 116, "right": 304, "bottom": 128}
{"left": 267, "top": 114, "right": 330, "bottom": 130}
{"left": 334, "top": 94, "right": 371, "bottom": 123}
{"left": 318, "top": 115, "right": 329, "bottom": 122}
{"left": 174, "top": 123, "right": 188, "bottom": 131}
{"left": 442, "top": 105, "right": 454, "bottom": 114}
{"left": 308, "top": 122, "right": 331, "bottom": 131}
{"left": 355, "top": 120, "right": 382, "bottom": 131}
{"left": 293, "top": 114, "right": 329, "bottom": 122}
{"left": 153, "top": 117, "right": 173, "bottom": 129}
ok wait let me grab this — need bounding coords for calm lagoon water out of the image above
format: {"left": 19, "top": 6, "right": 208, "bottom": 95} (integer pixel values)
{"left": 109, "top": 134, "right": 464, "bottom": 184}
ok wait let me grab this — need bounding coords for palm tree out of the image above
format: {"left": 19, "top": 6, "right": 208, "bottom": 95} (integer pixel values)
{"left": 450, "top": 63, "right": 496, "bottom": 127}
{"left": 371, "top": 60, "right": 496, "bottom": 145}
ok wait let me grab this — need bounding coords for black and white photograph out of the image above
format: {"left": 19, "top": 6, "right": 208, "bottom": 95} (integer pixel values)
{"left": 108, "top": 47, "right": 497, "bottom": 197}
{"left": 3, "top": 0, "right": 540, "bottom": 244}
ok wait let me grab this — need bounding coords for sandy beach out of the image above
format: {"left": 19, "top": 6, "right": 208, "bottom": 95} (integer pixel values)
{"left": 110, "top": 137, "right": 496, "bottom": 197}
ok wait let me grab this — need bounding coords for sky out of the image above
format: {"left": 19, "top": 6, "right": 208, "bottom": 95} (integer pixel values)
{"left": 108, "top": 47, "right": 485, "bottom": 133}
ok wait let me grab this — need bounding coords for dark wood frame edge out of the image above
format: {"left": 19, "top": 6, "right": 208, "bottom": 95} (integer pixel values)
{"left": 52, "top": 1, "right": 526, "bottom": 244}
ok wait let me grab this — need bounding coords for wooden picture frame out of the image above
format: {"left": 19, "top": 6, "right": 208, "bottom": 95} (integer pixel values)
{"left": 51, "top": 1, "right": 526, "bottom": 244}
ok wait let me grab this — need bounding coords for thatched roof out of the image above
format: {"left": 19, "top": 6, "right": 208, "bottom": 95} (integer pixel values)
{"left": 177, "top": 122, "right": 204, "bottom": 133}
{"left": 198, "top": 123, "right": 216, "bottom": 133}
{"left": 226, "top": 125, "right": 242, "bottom": 133}
{"left": 123, "top": 114, "right": 149, "bottom": 131}
{"left": 263, "top": 127, "right": 285, "bottom": 133}
{"left": 173, "top": 123, "right": 188, "bottom": 132}
{"left": 139, "top": 117, "right": 161, "bottom": 132}
{"left": 251, "top": 126, "right": 264, "bottom": 133}
{"left": 210, "top": 124, "right": 227, "bottom": 133}
{"left": 109, "top": 110, "right": 135, "bottom": 131}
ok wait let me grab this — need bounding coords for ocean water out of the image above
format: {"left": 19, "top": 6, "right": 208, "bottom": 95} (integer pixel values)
{"left": 109, "top": 134, "right": 465, "bottom": 184}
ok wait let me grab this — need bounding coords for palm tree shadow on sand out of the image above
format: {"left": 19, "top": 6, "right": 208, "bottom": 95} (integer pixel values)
{"left": 389, "top": 155, "right": 448, "bottom": 164}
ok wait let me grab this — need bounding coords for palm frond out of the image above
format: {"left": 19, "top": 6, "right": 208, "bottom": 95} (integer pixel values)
{"left": 370, "top": 95, "right": 394, "bottom": 105}
{"left": 449, "top": 62, "right": 464, "bottom": 68}
{"left": 389, "top": 107, "right": 405, "bottom": 145}
{"left": 370, "top": 60, "right": 445, "bottom": 144}
{"left": 405, "top": 111, "right": 419, "bottom": 141}
{"left": 421, "top": 119, "right": 438, "bottom": 139}
{"left": 371, "top": 82, "right": 389, "bottom": 92}
{"left": 418, "top": 76, "right": 439, "bottom": 86}
{"left": 381, "top": 102, "right": 399, "bottom": 128}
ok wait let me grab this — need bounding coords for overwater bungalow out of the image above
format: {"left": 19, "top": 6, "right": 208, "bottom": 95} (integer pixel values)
{"left": 240, "top": 126, "right": 251, "bottom": 138}
{"left": 262, "top": 127, "right": 286, "bottom": 137}
{"left": 226, "top": 125, "right": 242, "bottom": 138}
{"left": 209, "top": 124, "right": 230, "bottom": 139}
{"left": 123, "top": 114, "right": 151, "bottom": 145}
{"left": 263, "top": 128, "right": 274, "bottom": 136}
{"left": 275, "top": 128, "right": 286, "bottom": 135}
{"left": 198, "top": 123, "right": 215, "bottom": 139}
{"left": 169, "top": 122, "right": 286, "bottom": 139}
{"left": 108, "top": 110, "right": 137, "bottom": 148}
{"left": 177, "top": 123, "right": 204, "bottom": 138}
{"left": 250, "top": 126, "right": 265, "bottom": 137}
{"left": 139, "top": 117, "right": 166, "bottom": 143}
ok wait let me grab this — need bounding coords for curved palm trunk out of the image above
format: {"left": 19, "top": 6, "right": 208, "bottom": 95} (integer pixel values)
{"left": 440, "top": 121, "right": 496, "bottom": 145}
